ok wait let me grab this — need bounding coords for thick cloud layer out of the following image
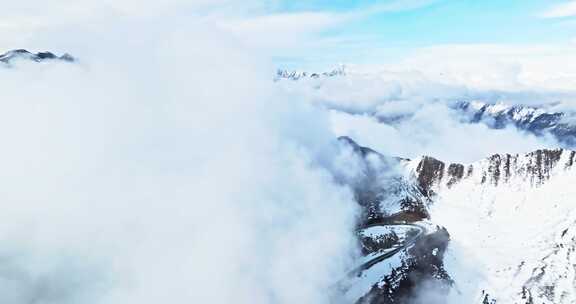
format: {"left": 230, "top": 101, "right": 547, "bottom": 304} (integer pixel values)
{"left": 0, "top": 19, "right": 360, "bottom": 304}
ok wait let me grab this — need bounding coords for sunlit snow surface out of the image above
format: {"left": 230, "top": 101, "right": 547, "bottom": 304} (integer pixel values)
{"left": 424, "top": 155, "right": 576, "bottom": 303}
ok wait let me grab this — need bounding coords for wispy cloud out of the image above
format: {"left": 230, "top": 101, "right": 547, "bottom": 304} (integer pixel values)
{"left": 541, "top": 1, "right": 576, "bottom": 18}
{"left": 218, "top": 0, "right": 442, "bottom": 63}
{"left": 359, "top": 0, "right": 441, "bottom": 16}
{"left": 219, "top": 11, "right": 345, "bottom": 51}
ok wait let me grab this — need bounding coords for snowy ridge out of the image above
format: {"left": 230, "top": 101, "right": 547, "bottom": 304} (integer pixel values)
{"left": 341, "top": 141, "right": 576, "bottom": 303}
{"left": 457, "top": 100, "right": 576, "bottom": 146}
{"left": 407, "top": 148, "right": 576, "bottom": 303}
{"left": 407, "top": 149, "right": 576, "bottom": 194}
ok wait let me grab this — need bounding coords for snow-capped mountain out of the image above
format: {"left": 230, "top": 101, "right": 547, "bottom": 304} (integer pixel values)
{"left": 275, "top": 64, "right": 576, "bottom": 303}
{"left": 0, "top": 49, "right": 75, "bottom": 65}
{"left": 408, "top": 148, "right": 575, "bottom": 192}
{"left": 340, "top": 133, "right": 576, "bottom": 303}
{"left": 404, "top": 148, "right": 576, "bottom": 303}
{"left": 456, "top": 101, "right": 576, "bottom": 147}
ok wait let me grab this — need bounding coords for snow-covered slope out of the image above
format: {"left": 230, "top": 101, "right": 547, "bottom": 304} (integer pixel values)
{"left": 406, "top": 148, "right": 576, "bottom": 303}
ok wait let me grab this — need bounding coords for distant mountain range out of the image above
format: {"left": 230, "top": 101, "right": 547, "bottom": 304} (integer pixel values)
{"left": 456, "top": 101, "right": 576, "bottom": 147}
{"left": 274, "top": 65, "right": 346, "bottom": 81}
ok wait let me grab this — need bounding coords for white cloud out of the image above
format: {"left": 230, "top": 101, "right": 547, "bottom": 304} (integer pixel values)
{"left": 0, "top": 1, "right": 258, "bottom": 52}
{"left": 219, "top": 12, "right": 344, "bottom": 51}
{"left": 541, "top": 1, "right": 576, "bottom": 18}
{"left": 216, "top": 0, "right": 443, "bottom": 62}
{"left": 329, "top": 106, "right": 556, "bottom": 163}
{"left": 381, "top": 43, "right": 576, "bottom": 93}
{"left": 280, "top": 46, "right": 572, "bottom": 163}
{"left": 360, "top": 0, "right": 441, "bottom": 16}
{"left": 0, "top": 11, "right": 361, "bottom": 304}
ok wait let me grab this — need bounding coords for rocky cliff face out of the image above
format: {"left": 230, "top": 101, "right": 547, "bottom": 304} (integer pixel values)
{"left": 409, "top": 149, "right": 576, "bottom": 194}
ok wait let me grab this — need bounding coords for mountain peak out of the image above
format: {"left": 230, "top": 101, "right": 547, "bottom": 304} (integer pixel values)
{"left": 0, "top": 49, "right": 75, "bottom": 65}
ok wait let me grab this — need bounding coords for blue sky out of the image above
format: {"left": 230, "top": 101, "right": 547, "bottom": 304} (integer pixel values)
{"left": 265, "top": 0, "right": 576, "bottom": 68}
{"left": 1, "top": 0, "right": 575, "bottom": 71}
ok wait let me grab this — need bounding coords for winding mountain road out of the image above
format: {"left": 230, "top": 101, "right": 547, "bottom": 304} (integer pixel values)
{"left": 348, "top": 222, "right": 426, "bottom": 277}
{"left": 331, "top": 221, "right": 428, "bottom": 300}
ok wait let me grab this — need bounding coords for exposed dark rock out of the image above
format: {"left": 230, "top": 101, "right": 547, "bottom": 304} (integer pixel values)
{"left": 415, "top": 156, "right": 445, "bottom": 196}
{"left": 466, "top": 164, "right": 474, "bottom": 178}
{"left": 566, "top": 151, "right": 575, "bottom": 169}
{"left": 503, "top": 154, "right": 512, "bottom": 182}
{"left": 446, "top": 163, "right": 464, "bottom": 188}
{"left": 481, "top": 291, "right": 497, "bottom": 304}
{"left": 486, "top": 154, "right": 502, "bottom": 186}
{"left": 526, "top": 149, "right": 563, "bottom": 185}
